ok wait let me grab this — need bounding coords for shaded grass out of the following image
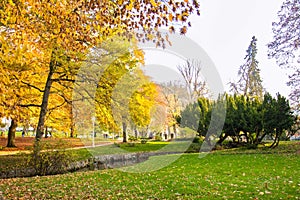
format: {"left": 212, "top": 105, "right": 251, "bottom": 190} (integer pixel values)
{"left": 75, "top": 141, "right": 191, "bottom": 158}
{"left": 0, "top": 151, "right": 299, "bottom": 199}
{"left": 216, "top": 141, "right": 300, "bottom": 155}
{"left": 0, "top": 154, "right": 29, "bottom": 171}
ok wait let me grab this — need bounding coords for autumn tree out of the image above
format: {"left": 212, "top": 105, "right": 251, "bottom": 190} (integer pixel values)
{"left": 268, "top": 0, "right": 300, "bottom": 111}
{"left": 96, "top": 67, "right": 159, "bottom": 142}
{"left": 159, "top": 81, "right": 187, "bottom": 139}
{"left": 148, "top": 100, "right": 168, "bottom": 136}
{"left": 0, "top": 0, "right": 201, "bottom": 141}
{"left": 230, "top": 36, "right": 264, "bottom": 99}
{"left": 0, "top": 57, "right": 42, "bottom": 147}
{"left": 81, "top": 37, "right": 159, "bottom": 143}
{"left": 177, "top": 59, "right": 209, "bottom": 103}
{"left": 82, "top": 37, "right": 143, "bottom": 142}
{"left": 129, "top": 74, "right": 159, "bottom": 136}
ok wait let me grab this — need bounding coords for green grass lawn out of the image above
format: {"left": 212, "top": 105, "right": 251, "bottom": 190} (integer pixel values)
{"left": 0, "top": 142, "right": 299, "bottom": 199}
{"left": 88, "top": 141, "right": 193, "bottom": 156}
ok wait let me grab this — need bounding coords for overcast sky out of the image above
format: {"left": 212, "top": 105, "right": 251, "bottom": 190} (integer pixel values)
{"left": 143, "top": 0, "right": 291, "bottom": 97}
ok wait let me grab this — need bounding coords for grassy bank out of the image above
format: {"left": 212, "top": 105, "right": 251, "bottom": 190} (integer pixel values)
{"left": 0, "top": 149, "right": 299, "bottom": 199}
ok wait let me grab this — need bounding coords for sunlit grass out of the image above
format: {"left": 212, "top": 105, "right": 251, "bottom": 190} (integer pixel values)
{"left": 0, "top": 150, "right": 299, "bottom": 199}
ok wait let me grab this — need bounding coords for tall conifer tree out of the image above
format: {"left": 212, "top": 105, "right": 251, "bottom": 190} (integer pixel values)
{"left": 230, "top": 36, "right": 264, "bottom": 99}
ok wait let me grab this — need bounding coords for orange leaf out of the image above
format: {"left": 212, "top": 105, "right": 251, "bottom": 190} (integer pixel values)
{"left": 168, "top": 14, "right": 173, "bottom": 21}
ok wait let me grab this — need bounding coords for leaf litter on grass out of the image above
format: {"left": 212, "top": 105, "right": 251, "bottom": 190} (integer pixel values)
{"left": 0, "top": 143, "right": 299, "bottom": 199}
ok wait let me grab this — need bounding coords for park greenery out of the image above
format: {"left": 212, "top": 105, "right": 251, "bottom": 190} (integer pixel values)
{"left": 0, "top": 141, "right": 299, "bottom": 199}
{"left": 0, "top": 0, "right": 299, "bottom": 199}
{"left": 181, "top": 93, "right": 296, "bottom": 148}
{"left": 0, "top": 0, "right": 298, "bottom": 150}
{"left": 0, "top": 0, "right": 200, "bottom": 147}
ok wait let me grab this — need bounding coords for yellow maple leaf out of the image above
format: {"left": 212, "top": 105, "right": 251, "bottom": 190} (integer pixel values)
{"left": 150, "top": 0, "right": 157, "bottom": 7}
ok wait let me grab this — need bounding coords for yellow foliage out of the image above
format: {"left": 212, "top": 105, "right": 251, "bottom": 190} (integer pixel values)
{"left": 0, "top": 0, "right": 200, "bottom": 137}
{"left": 150, "top": 0, "right": 157, "bottom": 7}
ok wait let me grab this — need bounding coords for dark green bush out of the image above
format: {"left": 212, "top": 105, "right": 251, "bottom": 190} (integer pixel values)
{"left": 246, "top": 143, "right": 258, "bottom": 149}
{"left": 185, "top": 143, "right": 202, "bottom": 153}
{"left": 192, "top": 136, "right": 202, "bottom": 143}
{"left": 214, "top": 144, "right": 224, "bottom": 151}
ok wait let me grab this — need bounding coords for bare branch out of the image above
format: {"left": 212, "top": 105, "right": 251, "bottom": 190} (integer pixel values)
{"left": 19, "top": 80, "right": 44, "bottom": 93}
{"left": 18, "top": 103, "right": 41, "bottom": 108}
{"left": 51, "top": 78, "right": 75, "bottom": 83}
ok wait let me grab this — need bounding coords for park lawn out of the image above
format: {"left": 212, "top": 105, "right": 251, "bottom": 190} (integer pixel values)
{"left": 89, "top": 141, "right": 190, "bottom": 155}
{"left": 0, "top": 148, "right": 299, "bottom": 199}
{"left": 1, "top": 140, "right": 299, "bottom": 172}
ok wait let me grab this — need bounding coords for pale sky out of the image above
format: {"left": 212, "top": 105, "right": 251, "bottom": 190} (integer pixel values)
{"left": 143, "top": 0, "right": 291, "bottom": 98}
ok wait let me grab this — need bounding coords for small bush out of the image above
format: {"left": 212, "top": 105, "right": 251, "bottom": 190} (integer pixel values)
{"left": 213, "top": 144, "right": 224, "bottom": 151}
{"left": 141, "top": 139, "right": 147, "bottom": 144}
{"left": 223, "top": 141, "right": 239, "bottom": 148}
{"left": 114, "top": 142, "right": 120, "bottom": 147}
{"left": 127, "top": 142, "right": 136, "bottom": 147}
{"left": 185, "top": 143, "right": 202, "bottom": 153}
{"left": 128, "top": 135, "right": 138, "bottom": 142}
{"left": 29, "top": 139, "right": 75, "bottom": 176}
{"left": 154, "top": 135, "right": 162, "bottom": 141}
{"left": 192, "top": 136, "right": 203, "bottom": 143}
{"left": 246, "top": 143, "right": 258, "bottom": 149}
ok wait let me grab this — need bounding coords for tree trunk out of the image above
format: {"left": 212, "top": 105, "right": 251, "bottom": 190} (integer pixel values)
{"left": 217, "top": 133, "right": 228, "bottom": 145}
{"left": 44, "top": 126, "right": 48, "bottom": 138}
{"left": 173, "top": 124, "right": 177, "bottom": 138}
{"left": 254, "top": 131, "right": 259, "bottom": 144}
{"left": 70, "top": 107, "right": 75, "bottom": 138}
{"left": 7, "top": 119, "right": 17, "bottom": 147}
{"left": 258, "top": 132, "right": 267, "bottom": 143}
{"left": 122, "top": 117, "right": 127, "bottom": 143}
{"left": 270, "top": 129, "right": 282, "bottom": 148}
{"left": 270, "top": 132, "right": 279, "bottom": 148}
{"left": 134, "top": 126, "right": 138, "bottom": 139}
{"left": 36, "top": 54, "right": 55, "bottom": 140}
{"left": 70, "top": 122, "right": 74, "bottom": 138}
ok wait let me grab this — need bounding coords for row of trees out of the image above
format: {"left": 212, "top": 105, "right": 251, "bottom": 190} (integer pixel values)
{"left": 179, "top": 33, "right": 298, "bottom": 148}
{"left": 1, "top": 0, "right": 299, "bottom": 149}
{"left": 0, "top": 0, "right": 201, "bottom": 146}
{"left": 181, "top": 93, "right": 296, "bottom": 148}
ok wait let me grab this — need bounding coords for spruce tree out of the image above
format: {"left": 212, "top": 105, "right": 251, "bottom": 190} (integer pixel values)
{"left": 230, "top": 36, "right": 264, "bottom": 99}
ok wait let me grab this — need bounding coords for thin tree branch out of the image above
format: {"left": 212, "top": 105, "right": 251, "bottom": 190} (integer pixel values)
{"left": 19, "top": 80, "right": 44, "bottom": 93}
